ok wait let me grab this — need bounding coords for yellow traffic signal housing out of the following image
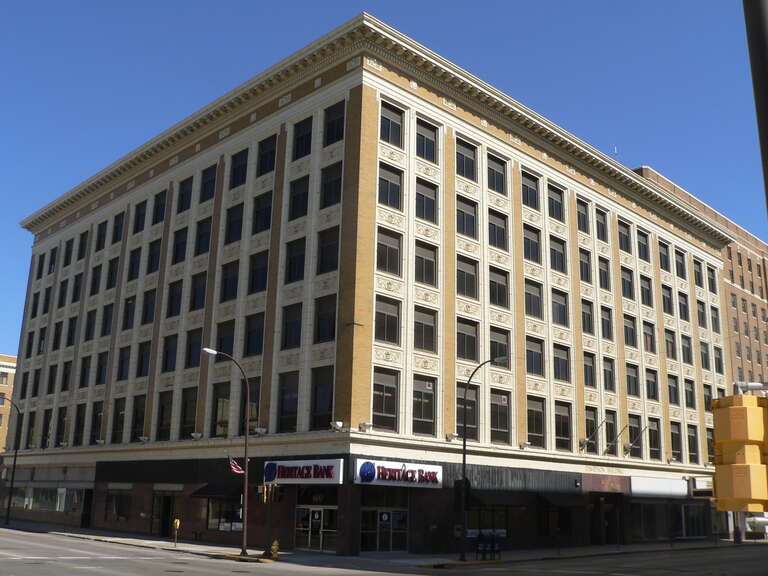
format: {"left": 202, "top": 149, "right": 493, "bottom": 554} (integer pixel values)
{"left": 713, "top": 395, "right": 768, "bottom": 512}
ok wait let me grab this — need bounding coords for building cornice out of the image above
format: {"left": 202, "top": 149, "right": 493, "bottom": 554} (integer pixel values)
{"left": 21, "top": 12, "right": 734, "bottom": 247}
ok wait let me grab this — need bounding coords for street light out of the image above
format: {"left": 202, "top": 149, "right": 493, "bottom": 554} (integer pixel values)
{"left": 3, "top": 398, "right": 22, "bottom": 525}
{"left": 202, "top": 347, "right": 255, "bottom": 557}
{"left": 458, "top": 355, "right": 507, "bottom": 562}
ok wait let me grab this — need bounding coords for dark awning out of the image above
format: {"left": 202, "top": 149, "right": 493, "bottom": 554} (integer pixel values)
{"left": 190, "top": 483, "right": 242, "bottom": 499}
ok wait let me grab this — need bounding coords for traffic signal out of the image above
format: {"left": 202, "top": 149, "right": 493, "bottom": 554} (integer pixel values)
{"left": 713, "top": 394, "right": 768, "bottom": 512}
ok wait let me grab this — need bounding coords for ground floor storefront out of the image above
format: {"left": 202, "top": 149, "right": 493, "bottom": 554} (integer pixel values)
{"left": 1, "top": 454, "right": 717, "bottom": 555}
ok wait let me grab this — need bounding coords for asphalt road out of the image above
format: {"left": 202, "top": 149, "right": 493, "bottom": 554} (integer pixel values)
{"left": 1, "top": 528, "right": 767, "bottom": 576}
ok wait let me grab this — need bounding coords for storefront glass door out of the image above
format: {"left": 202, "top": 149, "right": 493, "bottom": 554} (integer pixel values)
{"left": 295, "top": 506, "right": 336, "bottom": 552}
{"left": 361, "top": 508, "right": 408, "bottom": 551}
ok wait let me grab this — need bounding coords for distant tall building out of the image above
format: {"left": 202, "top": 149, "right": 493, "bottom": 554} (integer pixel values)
{"left": 6, "top": 13, "right": 765, "bottom": 553}
{"left": 0, "top": 354, "right": 16, "bottom": 452}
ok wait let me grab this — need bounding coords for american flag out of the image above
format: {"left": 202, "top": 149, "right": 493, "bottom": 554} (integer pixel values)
{"left": 229, "top": 456, "right": 245, "bottom": 475}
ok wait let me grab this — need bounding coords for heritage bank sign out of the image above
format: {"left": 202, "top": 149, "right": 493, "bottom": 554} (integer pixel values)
{"left": 354, "top": 459, "right": 443, "bottom": 488}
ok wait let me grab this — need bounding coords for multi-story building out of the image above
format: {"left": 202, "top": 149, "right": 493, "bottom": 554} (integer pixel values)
{"left": 0, "top": 354, "right": 16, "bottom": 451}
{"left": 636, "top": 166, "right": 768, "bottom": 388}
{"left": 5, "top": 14, "right": 746, "bottom": 553}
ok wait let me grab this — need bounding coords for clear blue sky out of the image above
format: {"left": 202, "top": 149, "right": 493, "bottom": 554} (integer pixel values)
{"left": 1, "top": 1, "right": 765, "bottom": 356}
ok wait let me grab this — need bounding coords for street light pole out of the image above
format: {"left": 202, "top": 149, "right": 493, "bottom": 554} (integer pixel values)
{"left": 4, "top": 398, "right": 22, "bottom": 526}
{"left": 202, "top": 348, "right": 252, "bottom": 557}
{"left": 459, "top": 356, "right": 506, "bottom": 562}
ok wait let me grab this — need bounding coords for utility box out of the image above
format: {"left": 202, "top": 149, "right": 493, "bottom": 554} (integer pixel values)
{"left": 713, "top": 395, "right": 768, "bottom": 512}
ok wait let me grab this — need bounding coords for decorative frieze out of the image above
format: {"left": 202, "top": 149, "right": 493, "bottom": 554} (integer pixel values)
{"left": 379, "top": 143, "right": 406, "bottom": 166}
{"left": 374, "top": 347, "right": 401, "bottom": 365}
{"left": 376, "top": 275, "right": 403, "bottom": 296}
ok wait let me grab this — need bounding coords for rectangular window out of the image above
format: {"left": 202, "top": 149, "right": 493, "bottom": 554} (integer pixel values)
{"left": 693, "top": 259, "right": 703, "bottom": 287}
{"left": 110, "top": 398, "right": 125, "bottom": 444}
{"left": 707, "top": 428, "right": 714, "bottom": 463}
{"left": 90, "top": 264, "right": 102, "bottom": 296}
{"left": 487, "top": 154, "right": 506, "bottom": 194}
{"left": 323, "top": 101, "right": 345, "bottom": 146}
{"left": 156, "top": 391, "right": 173, "bottom": 441}
{"left": 525, "top": 280, "right": 543, "bottom": 318}
{"left": 707, "top": 266, "right": 717, "bottom": 293}
{"left": 373, "top": 368, "right": 399, "bottom": 432}
{"left": 180, "top": 387, "right": 197, "bottom": 439}
{"left": 456, "top": 256, "right": 478, "bottom": 299}
{"left": 714, "top": 347, "right": 724, "bottom": 374}
{"left": 229, "top": 148, "right": 249, "bottom": 190}
{"left": 416, "top": 119, "right": 438, "bottom": 163}
{"left": 210, "top": 383, "right": 230, "bottom": 438}
{"left": 244, "top": 312, "right": 265, "bottom": 356}
{"left": 490, "top": 327, "right": 510, "bottom": 368}
{"left": 320, "top": 162, "right": 342, "bottom": 208}
{"left": 555, "top": 402, "right": 572, "bottom": 451}
{"left": 78, "top": 230, "right": 89, "bottom": 260}
{"left": 79, "top": 356, "right": 91, "bottom": 389}
{"left": 688, "top": 425, "right": 699, "bottom": 464}
{"left": 130, "top": 394, "right": 146, "bottom": 442}
{"left": 251, "top": 191, "right": 273, "bottom": 235}
{"left": 215, "top": 320, "right": 235, "bottom": 359}
{"left": 526, "top": 337, "right": 544, "bottom": 376}
{"left": 582, "top": 300, "right": 594, "bottom": 334}
{"left": 552, "top": 290, "right": 569, "bottom": 326}
{"left": 595, "top": 209, "right": 608, "bottom": 242}
{"left": 166, "top": 280, "right": 182, "bottom": 318}
{"left": 64, "top": 238, "right": 73, "bottom": 267}
{"left": 185, "top": 328, "right": 202, "bottom": 368}
{"left": 678, "top": 292, "right": 689, "bottom": 321}
{"left": 256, "top": 135, "right": 277, "bottom": 177}
{"left": 285, "top": 238, "right": 306, "bottom": 283}
{"left": 550, "top": 236, "right": 567, "bottom": 273}
{"left": 220, "top": 261, "right": 239, "bottom": 302}
{"left": 416, "top": 179, "right": 438, "bottom": 223}
{"left": 375, "top": 297, "right": 400, "bottom": 344}
{"left": 309, "top": 367, "right": 333, "bottom": 431}
{"left": 601, "top": 307, "right": 613, "bottom": 340}
{"left": 598, "top": 257, "right": 610, "bottom": 290}
{"left": 314, "top": 294, "right": 336, "bottom": 344}
{"left": 669, "top": 421, "right": 682, "bottom": 461}
{"left": 646, "top": 369, "right": 658, "bottom": 400}
{"left": 701, "top": 342, "right": 711, "bottom": 370}
{"left": 683, "top": 334, "right": 694, "bottom": 363}
{"left": 224, "top": 203, "right": 244, "bottom": 244}
{"left": 413, "top": 307, "right": 437, "bottom": 352}
{"left": 457, "top": 318, "right": 478, "bottom": 361}
{"left": 96, "top": 221, "right": 107, "bottom": 251}
{"left": 636, "top": 230, "right": 650, "bottom": 261}
{"left": 624, "top": 315, "right": 637, "bottom": 347}
{"left": 152, "top": 190, "right": 166, "bottom": 225}
{"left": 605, "top": 410, "right": 617, "bottom": 455}
{"left": 618, "top": 221, "right": 631, "bottom": 253}
{"left": 111, "top": 214, "right": 124, "bottom": 244}
{"left": 189, "top": 272, "right": 206, "bottom": 311}
{"left": 281, "top": 304, "right": 302, "bottom": 349}
{"left": 577, "top": 199, "right": 590, "bottom": 233}
{"left": 659, "top": 241, "right": 670, "bottom": 271}
{"left": 162, "top": 334, "right": 177, "bottom": 373}
{"left": 136, "top": 341, "right": 151, "bottom": 378}
{"left": 84, "top": 310, "right": 96, "bottom": 341}
{"left": 521, "top": 171, "right": 540, "bottom": 209}
{"left": 316, "top": 226, "right": 339, "bottom": 275}
{"left": 247, "top": 252, "right": 268, "bottom": 294}
{"left": 584, "top": 406, "right": 598, "bottom": 454}
{"left": 169, "top": 227, "right": 187, "bottom": 265}
{"left": 697, "top": 300, "right": 707, "bottom": 327}
{"left": 684, "top": 379, "right": 696, "bottom": 409}
{"left": 141, "top": 289, "right": 155, "bottom": 325}
{"left": 378, "top": 164, "right": 402, "bottom": 210}
{"left": 377, "top": 228, "right": 401, "bottom": 276}
{"left": 523, "top": 226, "right": 541, "bottom": 263}
{"left": 621, "top": 267, "right": 634, "bottom": 299}
{"left": 643, "top": 322, "right": 656, "bottom": 353}
{"left": 488, "top": 210, "right": 507, "bottom": 250}
{"left": 106, "top": 257, "right": 119, "bottom": 289}
{"left": 195, "top": 217, "right": 212, "bottom": 256}
{"left": 626, "top": 363, "right": 639, "bottom": 396}
{"left": 288, "top": 176, "right": 309, "bottom": 221}
{"left": 553, "top": 344, "right": 570, "bottom": 382}
{"left": 413, "top": 375, "right": 436, "bottom": 436}
{"left": 127, "top": 248, "right": 141, "bottom": 281}
{"left": 177, "top": 177, "right": 192, "bottom": 213}
{"left": 527, "top": 396, "right": 545, "bottom": 448}
{"left": 548, "top": 185, "right": 564, "bottom": 221}
{"left": 668, "top": 375, "right": 680, "bottom": 405}
{"left": 675, "top": 250, "right": 687, "bottom": 278}
{"left": 640, "top": 275, "right": 653, "bottom": 307}
{"left": 648, "top": 418, "right": 661, "bottom": 460}
{"left": 292, "top": 117, "right": 313, "bottom": 160}
{"left": 579, "top": 249, "right": 592, "bottom": 283}
{"left": 456, "top": 196, "right": 477, "bottom": 238}
{"left": 490, "top": 389, "right": 510, "bottom": 444}
{"left": 662, "top": 285, "right": 673, "bottom": 314}
{"left": 146, "top": 239, "right": 161, "bottom": 274}
{"left": 627, "top": 414, "right": 642, "bottom": 458}
{"left": 456, "top": 139, "right": 476, "bottom": 181}
{"left": 415, "top": 242, "right": 437, "bottom": 286}
{"left": 584, "top": 352, "right": 596, "bottom": 387}
{"left": 380, "top": 103, "right": 403, "bottom": 147}
{"left": 489, "top": 267, "right": 509, "bottom": 308}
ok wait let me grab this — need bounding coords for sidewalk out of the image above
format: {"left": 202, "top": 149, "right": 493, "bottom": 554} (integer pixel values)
{"left": 3, "top": 519, "right": 763, "bottom": 569}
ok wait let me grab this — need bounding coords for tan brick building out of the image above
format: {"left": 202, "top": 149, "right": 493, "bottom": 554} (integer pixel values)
{"left": 0, "top": 354, "right": 16, "bottom": 452}
{"left": 6, "top": 14, "right": 759, "bottom": 553}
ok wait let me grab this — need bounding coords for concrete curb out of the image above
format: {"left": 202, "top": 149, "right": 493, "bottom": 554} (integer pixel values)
{"left": 418, "top": 542, "right": 754, "bottom": 568}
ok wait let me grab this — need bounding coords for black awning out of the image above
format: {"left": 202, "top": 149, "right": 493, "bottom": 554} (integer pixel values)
{"left": 190, "top": 483, "right": 242, "bottom": 499}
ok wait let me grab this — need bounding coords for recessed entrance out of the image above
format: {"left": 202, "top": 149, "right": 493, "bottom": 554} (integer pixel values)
{"left": 295, "top": 506, "right": 337, "bottom": 552}
{"left": 361, "top": 508, "right": 408, "bottom": 551}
